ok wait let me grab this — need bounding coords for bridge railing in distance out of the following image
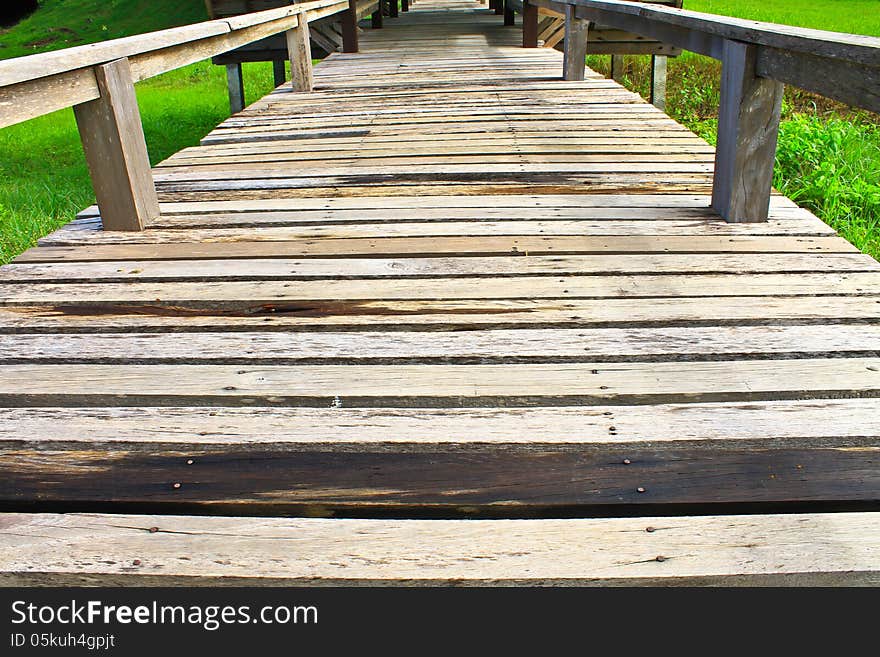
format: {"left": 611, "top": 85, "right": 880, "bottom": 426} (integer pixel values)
{"left": 509, "top": 0, "right": 880, "bottom": 223}
{"left": 0, "top": 0, "right": 355, "bottom": 232}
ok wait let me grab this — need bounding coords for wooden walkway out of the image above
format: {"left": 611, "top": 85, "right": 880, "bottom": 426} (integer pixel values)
{"left": 2, "top": 1, "right": 880, "bottom": 585}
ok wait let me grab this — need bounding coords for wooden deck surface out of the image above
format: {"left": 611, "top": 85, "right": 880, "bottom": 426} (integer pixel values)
{"left": 2, "top": 0, "right": 880, "bottom": 585}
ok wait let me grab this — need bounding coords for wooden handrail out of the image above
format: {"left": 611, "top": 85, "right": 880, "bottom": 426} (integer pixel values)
{"left": 0, "top": 0, "right": 350, "bottom": 129}
{"left": 511, "top": 0, "right": 879, "bottom": 223}
{"left": 0, "top": 0, "right": 356, "bottom": 233}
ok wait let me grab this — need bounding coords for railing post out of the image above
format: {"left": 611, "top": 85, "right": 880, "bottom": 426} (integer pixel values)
{"left": 402, "top": 0, "right": 409, "bottom": 11}
{"left": 562, "top": 6, "right": 589, "bottom": 81}
{"left": 72, "top": 57, "right": 158, "bottom": 232}
{"left": 225, "top": 62, "right": 245, "bottom": 113}
{"left": 287, "top": 14, "right": 314, "bottom": 93}
{"left": 504, "top": 0, "right": 515, "bottom": 26}
{"left": 712, "top": 40, "right": 784, "bottom": 223}
{"left": 494, "top": 0, "right": 504, "bottom": 15}
{"left": 650, "top": 54, "right": 667, "bottom": 111}
{"left": 389, "top": 0, "right": 399, "bottom": 18}
{"left": 341, "top": 0, "right": 359, "bottom": 52}
{"left": 372, "top": 0, "right": 384, "bottom": 28}
{"left": 523, "top": 1, "right": 538, "bottom": 47}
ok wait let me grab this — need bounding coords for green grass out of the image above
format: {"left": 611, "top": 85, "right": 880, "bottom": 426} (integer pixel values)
{"left": 586, "top": 0, "right": 880, "bottom": 259}
{"left": 0, "top": 1, "right": 284, "bottom": 263}
{"left": 0, "top": 0, "right": 208, "bottom": 59}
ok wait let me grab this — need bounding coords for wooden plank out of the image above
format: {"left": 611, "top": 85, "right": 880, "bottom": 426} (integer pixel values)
{"left": 1, "top": 358, "right": 880, "bottom": 406}
{"left": 3, "top": 399, "right": 879, "bottom": 445}
{"left": 17, "top": 235, "right": 860, "bottom": 263}
{"left": 3, "top": 325, "right": 880, "bottom": 363}
{"left": 72, "top": 58, "right": 158, "bottom": 232}
{"left": 4, "top": 253, "right": 875, "bottom": 283}
{"left": 711, "top": 40, "right": 784, "bottom": 223}
{"left": 0, "top": 442, "right": 876, "bottom": 512}
{"left": 4, "top": 273, "right": 880, "bottom": 306}
{"left": 2, "top": 512, "right": 879, "bottom": 585}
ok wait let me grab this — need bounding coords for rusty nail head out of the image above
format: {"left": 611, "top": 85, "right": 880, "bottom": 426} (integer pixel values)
{"left": 132, "top": 559, "right": 141, "bottom": 566}
{"left": 655, "top": 555, "right": 667, "bottom": 562}
{"left": 646, "top": 526, "right": 655, "bottom": 533}
{"left": 148, "top": 527, "right": 159, "bottom": 533}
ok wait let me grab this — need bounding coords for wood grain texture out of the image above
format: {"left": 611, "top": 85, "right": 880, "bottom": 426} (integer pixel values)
{"left": 2, "top": 512, "right": 879, "bottom": 585}
{"left": 1, "top": 2, "right": 879, "bottom": 586}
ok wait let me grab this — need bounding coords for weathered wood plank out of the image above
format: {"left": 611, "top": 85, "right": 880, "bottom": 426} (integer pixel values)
{"left": 1, "top": 358, "right": 880, "bottom": 406}
{"left": 2, "top": 512, "right": 879, "bottom": 585}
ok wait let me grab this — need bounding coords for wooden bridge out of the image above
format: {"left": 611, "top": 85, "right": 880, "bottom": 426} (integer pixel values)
{"left": 0, "top": 0, "right": 879, "bottom": 585}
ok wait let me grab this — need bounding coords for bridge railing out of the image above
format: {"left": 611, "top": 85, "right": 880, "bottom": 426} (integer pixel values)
{"left": 510, "top": 0, "right": 880, "bottom": 223}
{"left": 0, "top": 0, "right": 360, "bottom": 232}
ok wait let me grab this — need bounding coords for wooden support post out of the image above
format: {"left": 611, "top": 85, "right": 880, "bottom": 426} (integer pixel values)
{"left": 72, "top": 58, "right": 158, "bottom": 232}
{"left": 402, "top": 0, "right": 409, "bottom": 11}
{"left": 504, "top": 0, "right": 515, "bottom": 26}
{"left": 650, "top": 54, "right": 667, "bottom": 111}
{"left": 225, "top": 62, "right": 245, "bottom": 114}
{"left": 562, "top": 6, "right": 589, "bottom": 81}
{"left": 272, "top": 60, "right": 286, "bottom": 87}
{"left": 341, "top": 0, "right": 359, "bottom": 53}
{"left": 287, "top": 16, "right": 314, "bottom": 93}
{"left": 489, "top": 0, "right": 498, "bottom": 10}
{"left": 372, "top": 0, "right": 384, "bottom": 28}
{"left": 523, "top": 1, "right": 538, "bottom": 48}
{"left": 712, "top": 40, "right": 784, "bottom": 223}
{"left": 389, "top": 0, "right": 398, "bottom": 18}
{"left": 610, "top": 54, "right": 625, "bottom": 82}
{"left": 494, "top": 0, "right": 504, "bottom": 15}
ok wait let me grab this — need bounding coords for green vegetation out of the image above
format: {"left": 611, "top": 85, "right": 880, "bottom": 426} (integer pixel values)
{"left": 0, "top": 1, "right": 280, "bottom": 263}
{"left": 587, "top": 0, "right": 880, "bottom": 259}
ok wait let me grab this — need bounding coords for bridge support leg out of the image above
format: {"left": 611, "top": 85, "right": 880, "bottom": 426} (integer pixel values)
{"left": 523, "top": 1, "right": 538, "bottom": 47}
{"left": 342, "top": 0, "right": 359, "bottom": 52}
{"left": 287, "top": 15, "right": 314, "bottom": 92}
{"left": 562, "top": 6, "right": 589, "bottom": 81}
{"left": 650, "top": 55, "right": 667, "bottom": 111}
{"left": 494, "top": 0, "right": 504, "bottom": 15}
{"left": 712, "top": 40, "right": 783, "bottom": 223}
{"left": 389, "top": 0, "right": 398, "bottom": 18}
{"left": 224, "top": 62, "right": 245, "bottom": 114}
{"left": 272, "top": 60, "right": 286, "bottom": 86}
{"left": 610, "top": 54, "right": 625, "bottom": 82}
{"left": 372, "top": 0, "right": 384, "bottom": 28}
{"left": 73, "top": 58, "right": 158, "bottom": 232}
{"left": 402, "top": 0, "right": 409, "bottom": 11}
{"left": 504, "top": 1, "right": 515, "bottom": 26}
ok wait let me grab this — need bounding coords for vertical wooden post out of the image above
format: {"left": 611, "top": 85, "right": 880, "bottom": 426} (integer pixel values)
{"left": 372, "top": 0, "right": 384, "bottom": 28}
{"left": 650, "top": 54, "right": 667, "bottom": 111}
{"left": 389, "top": 0, "right": 398, "bottom": 18}
{"left": 523, "top": 1, "right": 538, "bottom": 47}
{"left": 72, "top": 58, "right": 158, "bottom": 232}
{"left": 287, "top": 15, "right": 314, "bottom": 93}
{"left": 562, "top": 6, "right": 589, "bottom": 81}
{"left": 494, "top": 0, "right": 504, "bottom": 15}
{"left": 504, "top": 0, "right": 515, "bottom": 26}
{"left": 341, "top": 0, "right": 359, "bottom": 53}
{"left": 225, "top": 62, "right": 245, "bottom": 113}
{"left": 712, "top": 40, "right": 784, "bottom": 223}
{"left": 273, "top": 60, "right": 286, "bottom": 87}
{"left": 402, "top": 0, "right": 409, "bottom": 11}
{"left": 489, "top": 0, "right": 498, "bottom": 11}
{"left": 610, "top": 54, "right": 625, "bottom": 82}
